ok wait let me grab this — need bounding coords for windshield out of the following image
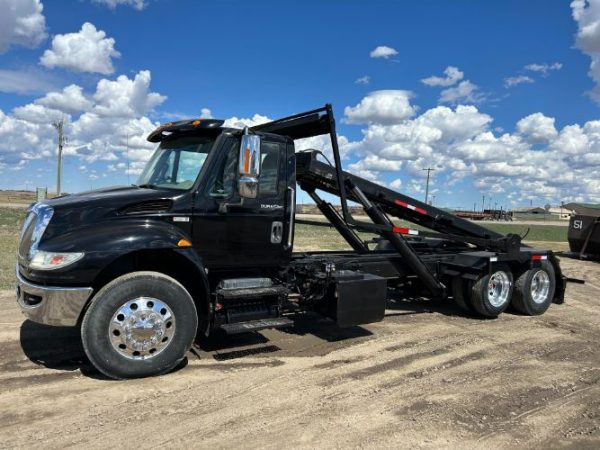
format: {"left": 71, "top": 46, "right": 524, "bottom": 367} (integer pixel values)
{"left": 136, "top": 136, "right": 215, "bottom": 190}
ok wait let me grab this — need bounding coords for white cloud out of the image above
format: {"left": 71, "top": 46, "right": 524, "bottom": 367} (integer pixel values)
{"left": 0, "top": 70, "right": 165, "bottom": 178}
{"left": 504, "top": 62, "right": 561, "bottom": 89}
{"left": 223, "top": 114, "right": 271, "bottom": 129}
{"left": 344, "top": 90, "right": 416, "bottom": 124}
{"left": 349, "top": 154, "right": 402, "bottom": 172}
{"left": 92, "top": 70, "right": 166, "bottom": 117}
{"left": 504, "top": 75, "right": 534, "bottom": 88}
{"left": 439, "top": 80, "right": 484, "bottom": 104}
{"left": 355, "top": 75, "right": 371, "bottom": 85}
{"left": 340, "top": 91, "right": 600, "bottom": 203}
{"left": 369, "top": 45, "right": 398, "bottom": 59}
{"left": 516, "top": 113, "right": 558, "bottom": 143}
{"left": 389, "top": 178, "right": 402, "bottom": 190}
{"left": 0, "top": 68, "right": 57, "bottom": 94}
{"left": 93, "top": 0, "right": 147, "bottom": 9}
{"left": 36, "top": 85, "right": 93, "bottom": 114}
{"left": 40, "top": 22, "right": 120, "bottom": 74}
{"left": 421, "top": 66, "right": 464, "bottom": 87}
{"left": 0, "top": 0, "right": 47, "bottom": 53}
{"left": 200, "top": 108, "right": 213, "bottom": 118}
{"left": 572, "top": 0, "right": 600, "bottom": 103}
{"left": 524, "top": 62, "right": 563, "bottom": 75}
{"left": 12, "top": 103, "right": 66, "bottom": 124}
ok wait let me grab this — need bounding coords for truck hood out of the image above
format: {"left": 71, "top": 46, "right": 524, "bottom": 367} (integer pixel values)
{"left": 46, "top": 185, "right": 173, "bottom": 209}
{"left": 39, "top": 185, "right": 185, "bottom": 242}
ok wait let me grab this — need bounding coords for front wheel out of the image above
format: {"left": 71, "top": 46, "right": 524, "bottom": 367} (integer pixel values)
{"left": 81, "top": 271, "right": 198, "bottom": 379}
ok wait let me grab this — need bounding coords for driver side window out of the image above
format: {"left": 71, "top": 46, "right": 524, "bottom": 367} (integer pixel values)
{"left": 210, "top": 139, "right": 238, "bottom": 198}
{"left": 259, "top": 142, "right": 280, "bottom": 196}
{"left": 209, "top": 138, "right": 282, "bottom": 198}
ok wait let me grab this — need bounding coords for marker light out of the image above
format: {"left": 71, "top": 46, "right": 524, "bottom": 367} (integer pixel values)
{"left": 244, "top": 148, "right": 251, "bottom": 173}
{"left": 29, "top": 251, "right": 84, "bottom": 270}
{"left": 177, "top": 239, "right": 192, "bottom": 247}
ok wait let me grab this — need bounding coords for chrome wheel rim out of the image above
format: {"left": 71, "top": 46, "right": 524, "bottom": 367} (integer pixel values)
{"left": 487, "top": 271, "right": 511, "bottom": 307}
{"left": 109, "top": 297, "right": 175, "bottom": 360}
{"left": 530, "top": 270, "right": 550, "bottom": 304}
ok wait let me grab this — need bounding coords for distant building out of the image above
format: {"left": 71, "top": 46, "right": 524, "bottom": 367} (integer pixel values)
{"left": 512, "top": 206, "right": 549, "bottom": 221}
{"left": 547, "top": 207, "right": 572, "bottom": 220}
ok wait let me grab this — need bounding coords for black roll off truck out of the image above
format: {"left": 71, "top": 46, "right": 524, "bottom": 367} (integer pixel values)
{"left": 16, "top": 105, "right": 570, "bottom": 379}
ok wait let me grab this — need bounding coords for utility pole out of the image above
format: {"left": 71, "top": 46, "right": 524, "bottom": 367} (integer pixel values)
{"left": 52, "top": 119, "right": 65, "bottom": 196}
{"left": 482, "top": 194, "right": 485, "bottom": 212}
{"left": 422, "top": 167, "right": 435, "bottom": 204}
{"left": 126, "top": 134, "right": 130, "bottom": 185}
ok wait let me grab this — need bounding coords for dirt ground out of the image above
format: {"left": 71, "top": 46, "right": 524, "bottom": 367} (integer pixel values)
{"left": 0, "top": 257, "right": 598, "bottom": 449}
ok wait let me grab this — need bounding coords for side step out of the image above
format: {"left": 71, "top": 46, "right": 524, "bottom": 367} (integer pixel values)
{"left": 220, "top": 317, "right": 294, "bottom": 335}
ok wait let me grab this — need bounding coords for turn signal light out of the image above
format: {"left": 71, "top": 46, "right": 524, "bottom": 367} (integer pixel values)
{"left": 177, "top": 239, "right": 192, "bottom": 247}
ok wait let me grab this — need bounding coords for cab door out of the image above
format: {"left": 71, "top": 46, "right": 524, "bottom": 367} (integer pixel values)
{"left": 192, "top": 134, "right": 292, "bottom": 271}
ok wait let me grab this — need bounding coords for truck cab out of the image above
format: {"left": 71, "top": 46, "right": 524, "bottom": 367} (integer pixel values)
{"left": 16, "top": 119, "right": 301, "bottom": 377}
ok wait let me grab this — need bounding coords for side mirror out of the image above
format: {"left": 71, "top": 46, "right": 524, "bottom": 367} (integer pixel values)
{"left": 238, "top": 134, "right": 261, "bottom": 198}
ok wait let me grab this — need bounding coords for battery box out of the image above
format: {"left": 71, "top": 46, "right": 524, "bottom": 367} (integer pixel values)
{"left": 320, "top": 270, "right": 387, "bottom": 327}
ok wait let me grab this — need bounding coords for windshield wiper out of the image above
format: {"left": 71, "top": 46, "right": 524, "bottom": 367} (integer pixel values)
{"left": 134, "top": 183, "right": 156, "bottom": 189}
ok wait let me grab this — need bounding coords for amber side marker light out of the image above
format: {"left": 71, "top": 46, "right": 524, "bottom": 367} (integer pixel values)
{"left": 192, "top": 120, "right": 201, "bottom": 126}
{"left": 244, "top": 148, "right": 251, "bottom": 173}
{"left": 177, "top": 239, "right": 192, "bottom": 247}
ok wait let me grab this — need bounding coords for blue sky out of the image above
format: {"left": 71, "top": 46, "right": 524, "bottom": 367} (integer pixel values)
{"left": 0, "top": 0, "right": 599, "bottom": 209}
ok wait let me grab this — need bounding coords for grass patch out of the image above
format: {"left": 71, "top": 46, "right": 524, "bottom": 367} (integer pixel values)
{"left": 0, "top": 207, "right": 26, "bottom": 290}
{"left": 482, "top": 223, "right": 567, "bottom": 242}
{"left": 294, "top": 221, "right": 567, "bottom": 251}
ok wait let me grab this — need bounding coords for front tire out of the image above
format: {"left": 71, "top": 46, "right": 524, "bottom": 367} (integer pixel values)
{"left": 81, "top": 271, "right": 198, "bottom": 379}
{"left": 512, "top": 261, "right": 556, "bottom": 315}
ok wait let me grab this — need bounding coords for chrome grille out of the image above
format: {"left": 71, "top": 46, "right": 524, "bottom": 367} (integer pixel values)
{"left": 18, "top": 212, "right": 36, "bottom": 259}
{"left": 17, "top": 204, "right": 54, "bottom": 261}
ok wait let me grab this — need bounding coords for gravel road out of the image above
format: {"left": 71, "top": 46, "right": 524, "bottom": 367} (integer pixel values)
{"left": 0, "top": 258, "right": 598, "bottom": 449}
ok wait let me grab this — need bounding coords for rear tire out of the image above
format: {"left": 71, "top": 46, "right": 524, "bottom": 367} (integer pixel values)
{"left": 81, "top": 271, "right": 198, "bottom": 379}
{"left": 470, "top": 264, "right": 514, "bottom": 317}
{"left": 451, "top": 277, "right": 475, "bottom": 313}
{"left": 512, "top": 261, "right": 555, "bottom": 315}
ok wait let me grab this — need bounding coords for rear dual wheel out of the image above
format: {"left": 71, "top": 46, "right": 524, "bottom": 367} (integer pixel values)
{"left": 452, "top": 264, "right": 514, "bottom": 317}
{"left": 452, "top": 261, "right": 556, "bottom": 317}
{"left": 512, "top": 261, "right": 556, "bottom": 315}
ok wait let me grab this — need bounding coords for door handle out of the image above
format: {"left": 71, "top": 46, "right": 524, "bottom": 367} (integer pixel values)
{"left": 271, "top": 221, "right": 283, "bottom": 244}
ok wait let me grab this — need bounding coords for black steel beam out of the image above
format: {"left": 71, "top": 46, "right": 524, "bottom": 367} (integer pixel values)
{"left": 349, "top": 183, "right": 446, "bottom": 298}
{"left": 296, "top": 151, "right": 504, "bottom": 241}
{"left": 306, "top": 189, "right": 368, "bottom": 252}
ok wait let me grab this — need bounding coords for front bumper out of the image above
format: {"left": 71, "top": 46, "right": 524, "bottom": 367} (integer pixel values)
{"left": 16, "top": 266, "right": 93, "bottom": 326}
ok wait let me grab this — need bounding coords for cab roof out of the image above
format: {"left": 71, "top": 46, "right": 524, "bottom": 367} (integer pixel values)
{"left": 147, "top": 105, "right": 333, "bottom": 143}
{"left": 147, "top": 119, "right": 225, "bottom": 143}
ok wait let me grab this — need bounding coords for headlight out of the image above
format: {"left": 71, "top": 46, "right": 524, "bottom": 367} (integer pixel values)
{"left": 29, "top": 251, "right": 84, "bottom": 270}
